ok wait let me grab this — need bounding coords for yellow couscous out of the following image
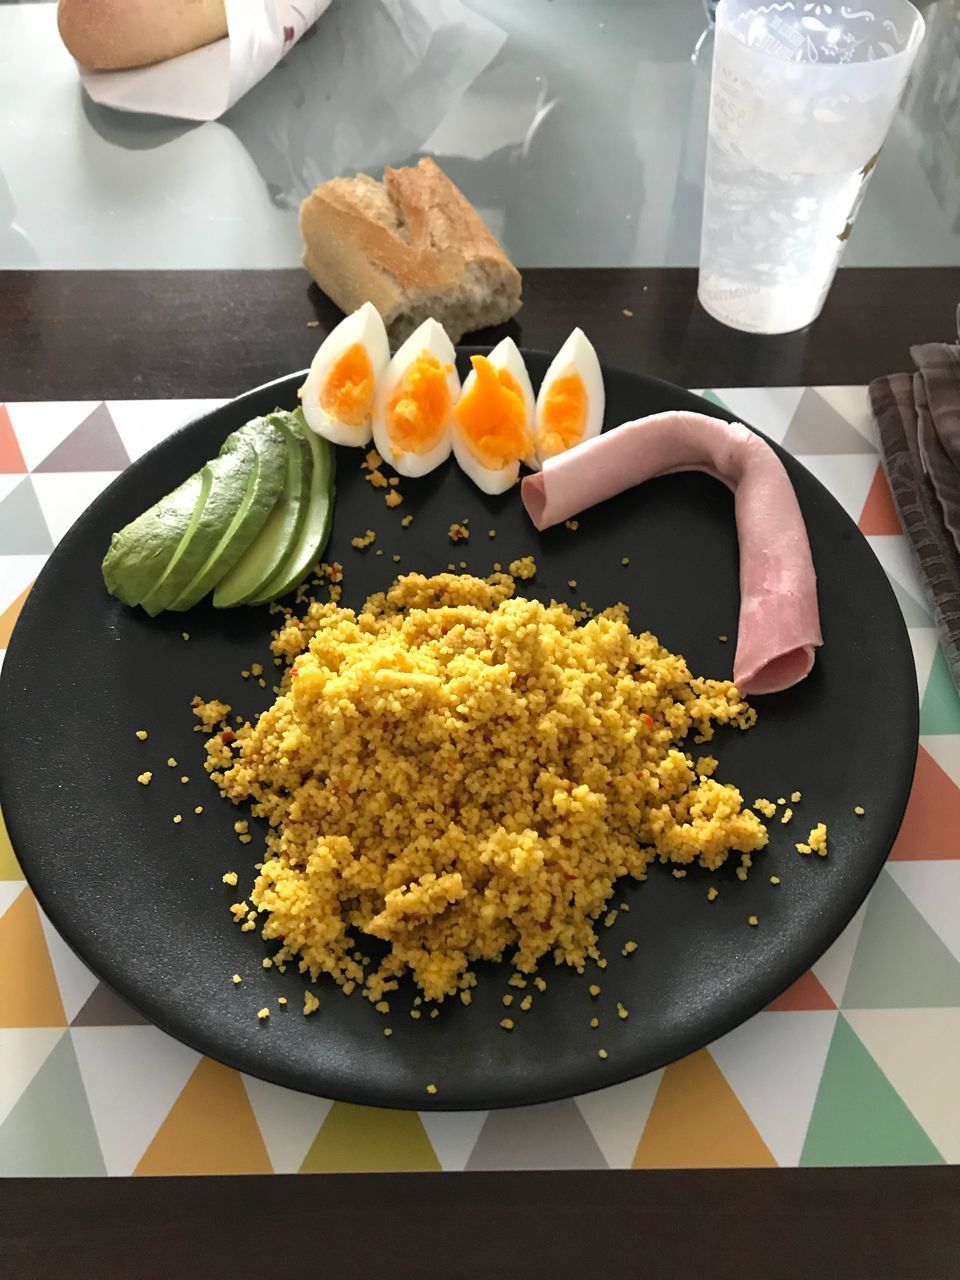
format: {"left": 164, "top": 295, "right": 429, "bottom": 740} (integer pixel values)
{"left": 197, "top": 572, "right": 767, "bottom": 1004}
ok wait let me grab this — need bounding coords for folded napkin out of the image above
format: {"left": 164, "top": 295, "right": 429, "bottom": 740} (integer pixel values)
{"left": 870, "top": 343, "right": 960, "bottom": 690}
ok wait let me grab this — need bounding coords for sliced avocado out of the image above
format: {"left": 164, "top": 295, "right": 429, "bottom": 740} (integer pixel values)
{"left": 102, "top": 469, "right": 206, "bottom": 608}
{"left": 213, "top": 415, "right": 312, "bottom": 609}
{"left": 168, "top": 419, "right": 287, "bottom": 612}
{"left": 139, "top": 440, "right": 260, "bottom": 617}
{"left": 246, "top": 410, "right": 335, "bottom": 605}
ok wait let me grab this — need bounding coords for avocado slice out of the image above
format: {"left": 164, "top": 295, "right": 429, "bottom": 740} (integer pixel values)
{"left": 103, "top": 469, "right": 207, "bottom": 608}
{"left": 244, "top": 411, "right": 335, "bottom": 605}
{"left": 139, "top": 442, "right": 263, "bottom": 617}
{"left": 213, "top": 415, "right": 312, "bottom": 609}
{"left": 168, "top": 419, "right": 287, "bottom": 612}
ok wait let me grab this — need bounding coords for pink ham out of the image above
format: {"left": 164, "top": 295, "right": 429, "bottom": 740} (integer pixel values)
{"left": 521, "top": 410, "right": 822, "bottom": 695}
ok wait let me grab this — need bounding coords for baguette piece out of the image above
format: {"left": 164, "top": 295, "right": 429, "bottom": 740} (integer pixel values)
{"left": 58, "top": 0, "right": 227, "bottom": 71}
{"left": 299, "top": 158, "right": 522, "bottom": 345}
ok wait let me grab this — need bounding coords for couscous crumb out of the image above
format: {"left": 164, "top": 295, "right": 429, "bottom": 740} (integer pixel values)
{"left": 854, "top": 805, "right": 865, "bottom": 816}
{"left": 232, "top": 973, "right": 242, "bottom": 984}
{"left": 598, "top": 1048, "right": 608, "bottom": 1059}
{"left": 426, "top": 1083, "right": 438, "bottom": 1095}
{"left": 707, "top": 886, "right": 719, "bottom": 901}
{"left": 791, "top": 791, "right": 801, "bottom": 803}
{"left": 222, "top": 871, "right": 238, "bottom": 886}
{"left": 808, "top": 823, "right": 828, "bottom": 856}
{"left": 770, "top": 875, "right": 781, "bottom": 886}
{"left": 135, "top": 729, "right": 148, "bottom": 741}
{"left": 303, "top": 991, "right": 320, "bottom": 1016}
{"left": 589, "top": 984, "right": 601, "bottom": 998}
{"left": 137, "top": 771, "right": 152, "bottom": 786}
{"left": 173, "top": 814, "right": 182, "bottom": 824}
{"left": 500, "top": 1018, "right": 514, "bottom": 1031}
{"left": 257, "top": 1007, "right": 270, "bottom": 1020}
{"left": 508, "top": 556, "right": 536, "bottom": 579}
{"left": 748, "top": 915, "right": 759, "bottom": 927}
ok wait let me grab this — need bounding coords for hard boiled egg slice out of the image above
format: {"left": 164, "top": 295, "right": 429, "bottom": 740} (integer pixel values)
{"left": 301, "top": 302, "right": 389, "bottom": 447}
{"left": 534, "top": 328, "right": 605, "bottom": 467}
{"left": 372, "top": 318, "right": 459, "bottom": 478}
{"left": 452, "top": 338, "right": 535, "bottom": 495}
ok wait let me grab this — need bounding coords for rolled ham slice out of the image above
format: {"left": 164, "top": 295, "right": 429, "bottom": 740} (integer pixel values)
{"left": 521, "top": 410, "right": 822, "bottom": 695}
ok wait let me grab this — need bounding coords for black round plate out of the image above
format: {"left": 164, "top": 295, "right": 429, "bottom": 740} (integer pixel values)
{"left": 0, "top": 354, "right": 917, "bottom": 1110}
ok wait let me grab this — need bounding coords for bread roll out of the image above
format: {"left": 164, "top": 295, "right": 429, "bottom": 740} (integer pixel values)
{"left": 58, "top": 0, "right": 228, "bottom": 71}
{"left": 299, "top": 158, "right": 522, "bottom": 346}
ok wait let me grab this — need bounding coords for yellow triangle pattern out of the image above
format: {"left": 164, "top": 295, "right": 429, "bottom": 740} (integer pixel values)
{"left": 134, "top": 1057, "right": 271, "bottom": 1175}
{"left": 0, "top": 808, "right": 23, "bottom": 880}
{"left": 0, "top": 891, "right": 66, "bottom": 1027}
{"left": 300, "top": 1101, "right": 441, "bottom": 1173}
{"left": 0, "top": 582, "right": 31, "bottom": 648}
{"left": 633, "top": 1049, "right": 777, "bottom": 1168}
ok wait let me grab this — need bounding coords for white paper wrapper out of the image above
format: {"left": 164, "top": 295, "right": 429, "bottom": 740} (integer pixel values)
{"left": 78, "top": 0, "right": 332, "bottom": 121}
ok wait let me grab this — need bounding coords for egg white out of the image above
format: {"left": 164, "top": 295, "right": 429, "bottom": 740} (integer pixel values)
{"left": 372, "top": 318, "right": 459, "bottom": 478}
{"left": 301, "top": 302, "right": 390, "bottom": 447}
{"left": 534, "top": 327, "right": 605, "bottom": 466}
{"left": 453, "top": 338, "right": 536, "bottom": 495}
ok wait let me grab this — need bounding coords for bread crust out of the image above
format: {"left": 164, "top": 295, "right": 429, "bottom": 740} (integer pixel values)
{"left": 58, "top": 0, "right": 227, "bottom": 70}
{"left": 299, "top": 159, "right": 521, "bottom": 343}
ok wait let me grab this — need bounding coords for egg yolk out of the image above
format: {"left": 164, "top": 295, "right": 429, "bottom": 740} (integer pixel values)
{"left": 538, "top": 373, "right": 588, "bottom": 459}
{"left": 320, "top": 343, "right": 375, "bottom": 427}
{"left": 386, "top": 351, "right": 452, "bottom": 454}
{"left": 454, "top": 355, "right": 531, "bottom": 469}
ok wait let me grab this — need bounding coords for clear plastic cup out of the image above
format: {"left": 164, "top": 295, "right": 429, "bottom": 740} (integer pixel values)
{"left": 697, "top": 0, "right": 925, "bottom": 335}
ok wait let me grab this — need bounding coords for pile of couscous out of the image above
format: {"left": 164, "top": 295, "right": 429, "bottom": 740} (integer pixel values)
{"left": 198, "top": 571, "right": 767, "bottom": 1004}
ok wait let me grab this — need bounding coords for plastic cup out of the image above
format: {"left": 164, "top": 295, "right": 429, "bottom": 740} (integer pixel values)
{"left": 698, "top": 0, "right": 925, "bottom": 335}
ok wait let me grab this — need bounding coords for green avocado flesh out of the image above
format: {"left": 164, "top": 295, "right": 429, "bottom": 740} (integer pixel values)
{"left": 102, "top": 469, "right": 208, "bottom": 609}
{"left": 168, "top": 420, "right": 287, "bottom": 612}
{"left": 139, "top": 446, "right": 255, "bottom": 617}
{"left": 244, "top": 410, "right": 335, "bottom": 605}
{"left": 212, "top": 416, "right": 312, "bottom": 609}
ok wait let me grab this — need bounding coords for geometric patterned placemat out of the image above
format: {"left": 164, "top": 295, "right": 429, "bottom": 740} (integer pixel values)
{"left": 1, "top": 388, "right": 958, "bottom": 1175}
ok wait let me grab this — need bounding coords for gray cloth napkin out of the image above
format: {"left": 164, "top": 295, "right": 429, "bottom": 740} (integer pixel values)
{"left": 870, "top": 343, "right": 960, "bottom": 691}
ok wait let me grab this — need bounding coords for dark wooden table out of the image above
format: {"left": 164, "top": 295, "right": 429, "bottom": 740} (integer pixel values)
{"left": 2, "top": 266, "right": 960, "bottom": 1280}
